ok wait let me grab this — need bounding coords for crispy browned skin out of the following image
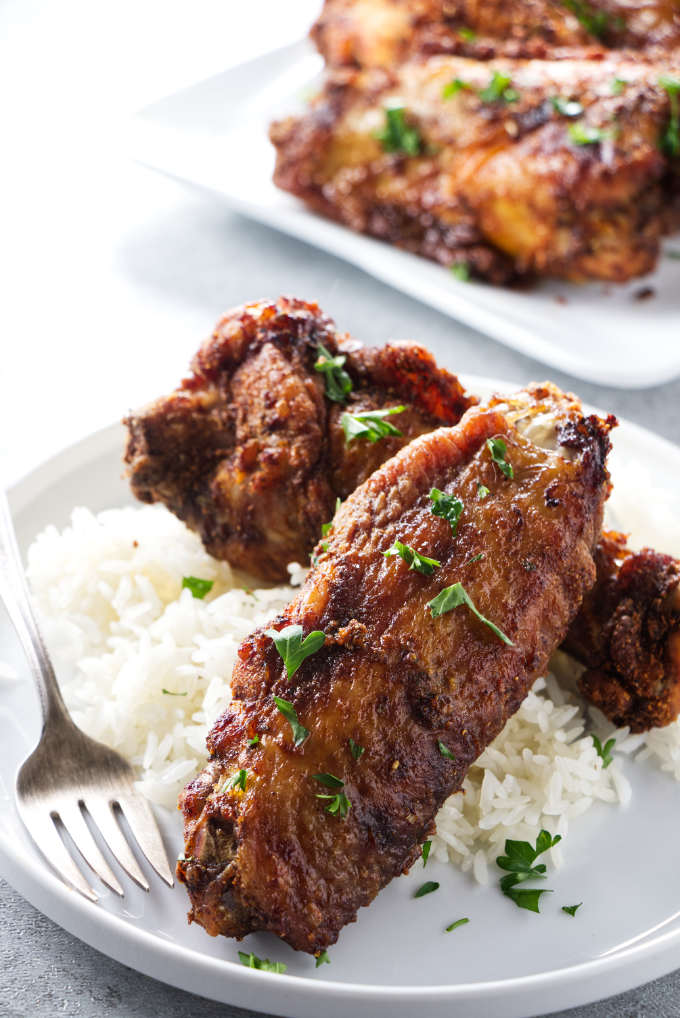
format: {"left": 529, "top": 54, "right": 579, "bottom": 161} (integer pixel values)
{"left": 177, "top": 384, "right": 613, "bottom": 953}
{"left": 123, "top": 298, "right": 473, "bottom": 582}
{"left": 563, "top": 530, "right": 680, "bottom": 730}
{"left": 311, "top": 0, "right": 680, "bottom": 68}
{"left": 270, "top": 54, "right": 680, "bottom": 283}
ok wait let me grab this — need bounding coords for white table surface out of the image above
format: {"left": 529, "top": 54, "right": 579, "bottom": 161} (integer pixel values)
{"left": 2, "top": 2, "right": 680, "bottom": 1015}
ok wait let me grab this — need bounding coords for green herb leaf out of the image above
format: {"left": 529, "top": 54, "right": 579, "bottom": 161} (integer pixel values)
{"left": 428, "top": 581, "right": 514, "bottom": 645}
{"left": 414, "top": 880, "right": 440, "bottom": 898}
{"left": 592, "top": 733, "right": 616, "bottom": 767}
{"left": 247, "top": 735, "right": 260, "bottom": 746}
{"left": 227, "top": 768, "right": 248, "bottom": 792}
{"left": 315, "top": 950, "right": 331, "bottom": 967}
{"left": 659, "top": 76, "right": 680, "bottom": 157}
{"left": 273, "top": 695, "right": 310, "bottom": 747}
{"left": 182, "top": 576, "right": 214, "bottom": 599}
{"left": 486, "top": 437, "right": 513, "bottom": 479}
{"left": 376, "top": 106, "right": 422, "bottom": 155}
{"left": 429, "top": 488, "right": 464, "bottom": 535}
{"left": 503, "top": 885, "right": 552, "bottom": 913}
{"left": 384, "top": 539, "right": 441, "bottom": 576}
{"left": 560, "top": 0, "right": 610, "bottom": 38}
{"left": 422, "top": 840, "right": 432, "bottom": 866}
{"left": 162, "top": 688, "right": 187, "bottom": 696}
{"left": 321, "top": 497, "right": 342, "bottom": 537}
{"left": 479, "top": 71, "right": 519, "bottom": 104}
{"left": 315, "top": 343, "right": 353, "bottom": 403}
{"left": 497, "top": 830, "right": 561, "bottom": 872}
{"left": 551, "top": 96, "right": 584, "bottom": 117}
{"left": 459, "top": 26, "right": 476, "bottom": 40}
{"left": 312, "top": 772, "right": 344, "bottom": 789}
{"left": 567, "top": 122, "right": 613, "bottom": 145}
{"left": 349, "top": 737, "right": 365, "bottom": 760}
{"left": 445, "top": 917, "right": 470, "bottom": 932}
{"left": 442, "top": 77, "right": 470, "bottom": 99}
{"left": 238, "top": 951, "right": 287, "bottom": 974}
{"left": 477, "top": 482, "right": 490, "bottom": 500}
{"left": 316, "top": 791, "right": 351, "bottom": 818}
{"left": 463, "top": 552, "right": 484, "bottom": 566}
{"left": 438, "top": 740, "right": 456, "bottom": 760}
{"left": 265, "top": 624, "right": 326, "bottom": 678}
{"left": 562, "top": 903, "right": 582, "bottom": 916}
{"left": 341, "top": 406, "right": 405, "bottom": 444}
{"left": 611, "top": 77, "right": 627, "bottom": 95}
{"left": 451, "top": 261, "right": 471, "bottom": 281}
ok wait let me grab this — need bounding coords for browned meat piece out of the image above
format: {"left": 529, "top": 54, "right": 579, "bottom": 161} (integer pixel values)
{"left": 270, "top": 54, "right": 680, "bottom": 284}
{"left": 311, "top": 0, "right": 680, "bottom": 68}
{"left": 123, "top": 297, "right": 474, "bottom": 582}
{"left": 563, "top": 530, "right": 680, "bottom": 731}
{"left": 177, "top": 383, "right": 614, "bottom": 953}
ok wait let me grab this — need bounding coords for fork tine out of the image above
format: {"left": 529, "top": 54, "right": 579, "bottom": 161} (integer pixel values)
{"left": 58, "top": 802, "right": 124, "bottom": 896}
{"left": 117, "top": 794, "right": 174, "bottom": 886}
{"left": 17, "top": 803, "right": 98, "bottom": 902}
{"left": 86, "top": 798, "right": 149, "bottom": 891}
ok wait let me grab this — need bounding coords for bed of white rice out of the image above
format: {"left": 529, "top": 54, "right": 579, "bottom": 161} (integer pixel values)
{"left": 17, "top": 491, "right": 680, "bottom": 882}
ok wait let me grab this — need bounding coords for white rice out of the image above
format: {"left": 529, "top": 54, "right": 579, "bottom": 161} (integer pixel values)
{"left": 17, "top": 497, "right": 680, "bottom": 879}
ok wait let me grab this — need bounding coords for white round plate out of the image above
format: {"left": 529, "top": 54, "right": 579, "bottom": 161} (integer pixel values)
{"left": 2, "top": 375, "right": 680, "bottom": 1018}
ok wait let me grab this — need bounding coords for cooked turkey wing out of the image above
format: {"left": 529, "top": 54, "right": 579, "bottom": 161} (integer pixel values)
{"left": 124, "top": 297, "right": 473, "bottom": 581}
{"left": 177, "top": 384, "right": 613, "bottom": 953}
{"left": 270, "top": 54, "right": 680, "bottom": 284}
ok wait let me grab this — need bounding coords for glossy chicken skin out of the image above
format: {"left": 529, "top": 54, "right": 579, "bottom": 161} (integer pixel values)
{"left": 271, "top": 54, "right": 680, "bottom": 283}
{"left": 177, "top": 384, "right": 613, "bottom": 953}
{"left": 563, "top": 530, "right": 680, "bottom": 730}
{"left": 124, "top": 298, "right": 473, "bottom": 582}
{"left": 311, "top": 0, "right": 680, "bottom": 68}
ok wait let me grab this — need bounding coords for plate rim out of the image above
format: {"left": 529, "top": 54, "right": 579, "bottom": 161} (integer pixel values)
{"left": 3, "top": 380, "right": 680, "bottom": 1016}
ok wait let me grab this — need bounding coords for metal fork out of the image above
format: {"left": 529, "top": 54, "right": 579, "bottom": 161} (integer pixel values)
{"left": 0, "top": 491, "right": 173, "bottom": 900}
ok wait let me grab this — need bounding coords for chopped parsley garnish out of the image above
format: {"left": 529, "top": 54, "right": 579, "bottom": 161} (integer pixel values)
{"left": 227, "top": 768, "right": 248, "bottom": 792}
{"left": 551, "top": 96, "right": 584, "bottom": 118}
{"left": 463, "top": 552, "right": 484, "bottom": 566}
{"left": 315, "top": 950, "right": 331, "bottom": 967}
{"left": 477, "top": 482, "right": 490, "bottom": 500}
{"left": 442, "top": 77, "right": 471, "bottom": 99}
{"left": 562, "top": 903, "right": 582, "bottom": 917}
{"left": 273, "top": 695, "right": 310, "bottom": 747}
{"left": 659, "top": 76, "right": 680, "bottom": 157}
{"left": 592, "top": 733, "right": 616, "bottom": 767}
{"left": 451, "top": 262, "right": 471, "bottom": 281}
{"left": 384, "top": 539, "right": 441, "bottom": 576}
{"left": 458, "top": 27, "right": 476, "bottom": 41}
{"left": 479, "top": 71, "right": 519, "bottom": 104}
{"left": 341, "top": 406, "right": 405, "bottom": 444}
{"left": 428, "top": 582, "right": 514, "bottom": 645}
{"left": 162, "top": 688, "right": 187, "bottom": 696}
{"left": 414, "top": 881, "right": 440, "bottom": 898}
{"left": 486, "top": 437, "right": 513, "bottom": 478}
{"left": 349, "top": 737, "right": 365, "bottom": 760}
{"left": 238, "top": 951, "right": 287, "bottom": 974}
{"left": 247, "top": 735, "right": 260, "bottom": 747}
{"left": 567, "top": 122, "right": 613, "bottom": 145}
{"left": 429, "top": 488, "right": 464, "bottom": 535}
{"left": 611, "top": 77, "right": 627, "bottom": 95}
{"left": 316, "top": 791, "right": 351, "bottom": 818}
{"left": 313, "top": 772, "right": 344, "bottom": 789}
{"left": 315, "top": 343, "right": 352, "bottom": 403}
{"left": 376, "top": 106, "right": 422, "bottom": 155}
{"left": 182, "top": 576, "right": 214, "bottom": 599}
{"left": 445, "top": 917, "right": 470, "bottom": 932}
{"left": 496, "top": 829, "right": 561, "bottom": 912}
{"left": 560, "top": 0, "right": 610, "bottom": 39}
{"left": 321, "top": 497, "right": 342, "bottom": 537}
{"left": 422, "top": 840, "right": 432, "bottom": 866}
{"left": 265, "top": 624, "right": 326, "bottom": 678}
{"left": 438, "top": 740, "right": 456, "bottom": 760}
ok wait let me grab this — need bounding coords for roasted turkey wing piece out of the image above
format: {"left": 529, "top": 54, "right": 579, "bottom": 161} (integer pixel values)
{"left": 270, "top": 54, "right": 680, "bottom": 284}
{"left": 123, "top": 297, "right": 474, "bottom": 582}
{"left": 311, "top": 0, "right": 680, "bottom": 68}
{"left": 563, "top": 530, "right": 680, "bottom": 731}
{"left": 177, "top": 384, "right": 614, "bottom": 953}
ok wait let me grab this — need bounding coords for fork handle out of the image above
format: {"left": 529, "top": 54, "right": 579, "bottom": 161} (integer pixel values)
{"left": 0, "top": 490, "right": 70, "bottom": 727}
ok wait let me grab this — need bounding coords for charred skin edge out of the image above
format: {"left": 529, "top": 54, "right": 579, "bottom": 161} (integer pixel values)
{"left": 177, "top": 385, "right": 615, "bottom": 953}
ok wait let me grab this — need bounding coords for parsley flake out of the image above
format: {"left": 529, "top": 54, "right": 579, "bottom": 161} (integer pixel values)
{"left": 273, "top": 695, "right": 310, "bottom": 747}
{"left": 414, "top": 880, "right": 440, "bottom": 898}
{"left": 560, "top": 0, "right": 611, "bottom": 38}
{"left": 592, "top": 733, "right": 616, "bottom": 767}
{"left": 227, "top": 768, "right": 248, "bottom": 792}
{"left": 486, "top": 437, "right": 513, "bottom": 478}
{"left": 341, "top": 406, "right": 405, "bottom": 444}
{"left": 429, "top": 488, "right": 464, "bottom": 535}
{"left": 316, "top": 791, "right": 351, "bottom": 818}
{"left": 313, "top": 772, "right": 344, "bottom": 789}
{"left": 182, "top": 576, "right": 214, "bottom": 599}
{"left": 438, "top": 740, "right": 456, "bottom": 760}
{"left": 451, "top": 262, "right": 471, "bottom": 281}
{"left": 428, "top": 581, "right": 514, "bottom": 646}
{"left": 463, "top": 552, "right": 484, "bottom": 566}
{"left": 611, "top": 77, "right": 627, "bottom": 95}
{"left": 422, "top": 840, "right": 432, "bottom": 866}
{"left": 247, "top": 735, "right": 260, "bottom": 747}
{"left": 315, "top": 950, "right": 331, "bottom": 967}
{"left": 349, "top": 737, "right": 365, "bottom": 760}
{"left": 496, "top": 830, "right": 561, "bottom": 912}
{"left": 321, "top": 497, "right": 342, "bottom": 537}
{"left": 458, "top": 27, "right": 476, "bottom": 41}
{"left": 162, "top": 688, "right": 187, "bottom": 696}
{"left": 562, "top": 903, "right": 583, "bottom": 917}
{"left": 384, "top": 539, "right": 441, "bottom": 576}
{"left": 238, "top": 951, "right": 287, "bottom": 974}
{"left": 446, "top": 917, "right": 470, "bottom": 932}
{"left": 265, "top": 624, "right": 326, "bottom": 678}
{"left": 442, "top": 77, "right": 471, "bottom": 99}
{"left": 551, "top": 96, "right": 584, "bottom": 118}
{"left": 660, "top": 76, "right": 680, "bottom": 157}
{"left": 479, "top": 71, "right": 519, "bottom": 104}
{"left": 376, "top": 106, "right": 422, "bottom": 155}
{"left": 567, "top": 122, "right": 613, "bottom": 145}
{"left": 315, "top": 343, "right": 353, "bottom": 403}
{"left": 477, "top": 482, "right": 490, "bottom": 500}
